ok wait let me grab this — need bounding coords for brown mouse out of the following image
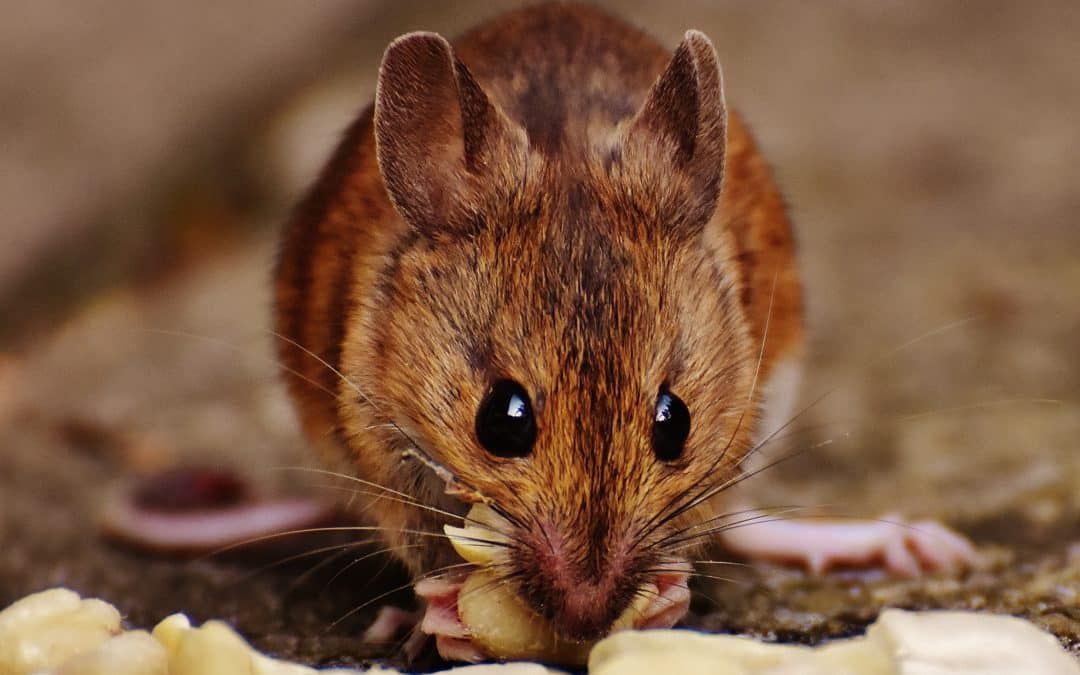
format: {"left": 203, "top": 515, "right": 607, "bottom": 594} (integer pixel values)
{"left": 274, "top": 3, "right": 972, "bottom": 663}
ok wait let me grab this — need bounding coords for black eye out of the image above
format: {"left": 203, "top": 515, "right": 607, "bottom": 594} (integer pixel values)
{"left": 476, "top": 380, "right": 536, "bottom": 458}
{"left": 652, "top": 388, "right": 690, "bottom": 461}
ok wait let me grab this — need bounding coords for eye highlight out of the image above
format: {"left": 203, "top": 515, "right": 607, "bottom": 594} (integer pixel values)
{"left": 475, "top": 380, "right": 537, "bottom": 458}
{"left": 652, "top": 388, "right": 690, "bottom": 461}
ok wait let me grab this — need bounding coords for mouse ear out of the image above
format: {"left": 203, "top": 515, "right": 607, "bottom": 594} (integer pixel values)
{"left": 616, "top": 30, "right": 727, "bottom": 238}
{"left": 375, "top": 32, "right": 527, "bottom": 239}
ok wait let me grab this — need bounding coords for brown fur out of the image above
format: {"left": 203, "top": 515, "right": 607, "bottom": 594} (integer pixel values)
{"left": 274, "top": 3, "right": 802, "bottom": 640}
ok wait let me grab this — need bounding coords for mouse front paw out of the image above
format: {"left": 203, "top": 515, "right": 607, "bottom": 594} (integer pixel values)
{"left": 633, "top": 563, "right": 693, "bottom": 630}
{"left": 414, "top": 576, "right": 489, "bottom": 663}
{"left": 719, "top": 509, "right": 978, "bottom": 577}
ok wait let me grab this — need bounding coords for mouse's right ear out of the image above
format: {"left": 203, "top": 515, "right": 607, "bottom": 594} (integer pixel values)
{"left": 374, "top": 32, "right": 528, "bottom": 239}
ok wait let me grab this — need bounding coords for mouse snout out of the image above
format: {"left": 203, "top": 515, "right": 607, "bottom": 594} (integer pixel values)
{"left": 517, "top": 522, "right": 642, "bottom": 641}
{"left": 526, "top": 566, "right": 634, "bottom": 641}
{"left": 546, "top": 578, "right": 627, "bottom": 641}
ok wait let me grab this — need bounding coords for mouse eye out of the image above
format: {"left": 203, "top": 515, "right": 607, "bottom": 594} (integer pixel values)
{"left": 476, "top": 380, "right": 537, "bottom": 458}
{"left": 652, "top": 388, "right": 690, "bottom": 461}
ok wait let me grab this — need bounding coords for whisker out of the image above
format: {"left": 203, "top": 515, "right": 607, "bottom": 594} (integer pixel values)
{"left": 236, "top": 540, "right": 377, "bottom": 583}
{"left": 289, "top": 546, "right": 361, "bottom": 595}
{"left": 629, "top": 576, "right": 727, "bottom": 613}
{"left": 665, "top": 510, "right": 940, "bottom": 553}
{"left": 277, "top": 466, "right": 468, "bottom": 521}
{"left": 663, "top": 514, "right": 813, "bottom": 553}
{"left": 640, "top": 424, "right": 839, "bottom": 548}
{"left": 142, "top": 328, "right": 340, "bottom": 400}
{"left": 328, "top": 560, "right": 480, "bottom": 630}
{"left": 288, "top": 546, "right": 399, "bottom": 599}
{"left": 880, "top": 314, "right": 983, "bottom": 362}
{"left": 683, "top": 395, "right": 1066, "bottom": 527}
{"left": 322, "top": 543, "right": 409, "bottom": 596}
{"left": 631, "top": 271, "right": 780, "bottom": 548}
{"left": 687, "top": 559, "right": 754, "bottom": 568}
{"left": 897, "top": 397, "right": 1065, "bottom": 421}
{"left": 274, "top": 468, "right": 521, "bottom": 545}
{"left": 640, "top": 567, "right": 746, "bottom": 587}
{"left": 269, "top": 330, "right": 426, "bottom": 447}
{"left": 660, "top": 507, "right": 815, "bottom": 550}
{"left": 192, "top": 524, "right": 465, "bottom": 563}
{"left": 270, "top": 331, "right": 494, "bottom": 507}
{"left": 640, "top": 312, "right": 1000, "bottom": 555}
{"left": 659, "top": 504, "right": 813, "bottom": 546}
{"left": 146, "top": 327, "right": 498, "bottom": 514}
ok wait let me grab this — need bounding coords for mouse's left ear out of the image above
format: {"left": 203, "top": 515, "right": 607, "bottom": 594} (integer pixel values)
{"left": 375, "top": 32, "right": 528, "bottom": 239}
{"left": 614, "top": 30, "right": 727, "bottom": 239}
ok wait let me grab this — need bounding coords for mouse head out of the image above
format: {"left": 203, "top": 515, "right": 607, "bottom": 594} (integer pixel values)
{"left": 351, "top": 29, "right": 758, "bottom": 640}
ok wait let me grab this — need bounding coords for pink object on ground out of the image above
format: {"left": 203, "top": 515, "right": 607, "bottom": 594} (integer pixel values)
{"left": 100, "top": 467, "right": 336, "bottom": 554}
{"left": 718, "top": 510, "right": 978, "bottom": 576}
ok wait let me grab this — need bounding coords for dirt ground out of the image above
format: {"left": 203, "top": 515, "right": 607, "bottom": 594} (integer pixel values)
{"left": 1, "top": 1, "right": 1077, "bottom": 669}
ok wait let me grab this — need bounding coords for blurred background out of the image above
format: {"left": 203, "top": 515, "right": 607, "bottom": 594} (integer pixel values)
{"left": 2, "top": 0, "right": 1077, "bottom": 664}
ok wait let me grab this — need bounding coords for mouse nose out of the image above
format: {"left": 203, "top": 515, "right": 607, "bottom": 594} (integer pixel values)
{"left": 521, "top": 545, "right": 636, "bottom": 641}
{"left": 545, "top": 578, "right": 629, "bottom": 641}
{"left": 518, "top": 517, "right": 640, "bottom": 640}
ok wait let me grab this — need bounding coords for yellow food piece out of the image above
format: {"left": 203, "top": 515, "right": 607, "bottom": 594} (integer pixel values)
{"left": 54, "top": 631, "right": 167, "bottom": 675}
{"left": 589, "top": 608, "right": 1080, "bottom": 675}
{"left": 444, "top": 504, "right": 511, "bottom": 566}
{"left": 154, "top": 614, "right": 321, "bottom": 675}
{"left": 458, "top": 570, "right": 591, "bottom": 665}
{"left": 867, "top": 608, "right": 1080, "bottom": 675}
{"left": 0, "top": 588, "right": 122, "bottom": 675}
{"left": 589, "top": 629, "right": 891, "bottom": 675}
{"left": 456, "top": 570, "right": 652, "bottom": 666}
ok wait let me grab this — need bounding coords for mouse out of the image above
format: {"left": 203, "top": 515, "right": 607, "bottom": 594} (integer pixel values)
{"left": 273, "top": 3, "right": 975, "bottom": 663}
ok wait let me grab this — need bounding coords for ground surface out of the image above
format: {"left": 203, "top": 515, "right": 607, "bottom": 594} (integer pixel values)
{"left": 1, "top": 0, "right": 1077, "bottom": 669}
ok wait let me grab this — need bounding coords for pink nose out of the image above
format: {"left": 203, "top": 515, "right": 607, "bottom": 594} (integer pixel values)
{"left": 519, "top": 520, "right": 639, "bottom": 640}
{"left": 543, "top": 579, "right": 629, "bottom": 641}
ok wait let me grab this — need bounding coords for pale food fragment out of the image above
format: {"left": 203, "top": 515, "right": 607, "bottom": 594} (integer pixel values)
{"left": 54, "top": 631, "right": 167, "bottom": 675}
{"left": 868, "top": 608, "right": 1080, "bottom": 675}
{"left": 154, "top": 614, "right": 317, "bottom": 675}
{"left": 445, "top": 504, "right": 511, "bottom": 566}
{"left": 454, "top": 571, "right": 652, "bottom": 665}
{"left": 0, "top": 587, "right": 122, "bottom": 675}
{"left": 152, "top": 602, "right": 558, "bottom": 675}
{"left": 589, "top": 609, "right": 1080, "bottom": 675}
{"left": 590, "top": 628, "right": 892, "bottom": 675}
{"left": 457, "top": 570, "right": 591, "bottom": 665}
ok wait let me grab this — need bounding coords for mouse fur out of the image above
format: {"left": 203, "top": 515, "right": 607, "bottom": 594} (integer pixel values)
{"left": 274, "top": 2, "right": 802, "bottom": 640}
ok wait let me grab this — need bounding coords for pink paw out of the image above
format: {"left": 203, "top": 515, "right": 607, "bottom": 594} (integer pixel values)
{"left": 635, "top": 563, "right": 692, "bottom": 629}
{"left": 414, "top": 576, "right": 486, "bottom": 663}
{"left": 720, "top": 511, "right": 978, "bottom": 577}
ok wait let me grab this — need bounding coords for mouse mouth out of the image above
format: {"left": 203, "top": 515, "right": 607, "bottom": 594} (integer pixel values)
{"left": 442, "top": 509, "right": 692, "bottom": 660}
{"left": 510, "top": 522, "right": 692, "bottom": 641}
{"left": 443, "top": 505, "right": 693, "bottom": 638}
{"left": 531, "top": 561, "right": 692, "bottom": 641}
